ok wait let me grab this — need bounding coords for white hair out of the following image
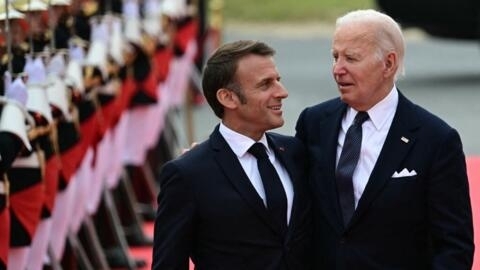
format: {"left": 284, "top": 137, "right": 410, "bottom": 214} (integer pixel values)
{"left": 336, "top": 9, "right": 406, "bottom": 80}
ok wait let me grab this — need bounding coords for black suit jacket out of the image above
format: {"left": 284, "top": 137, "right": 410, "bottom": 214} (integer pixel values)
{"left": 295, "top": 92, "right": 474, "bottom": 270}
{"left": 152, "top": 126, "right": 313, "bottom": 270}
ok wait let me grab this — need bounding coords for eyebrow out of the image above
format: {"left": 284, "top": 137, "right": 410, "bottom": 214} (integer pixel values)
{"left": 332, "top": 49, "right": 361, "bottom": 58}
{"left": 345, "top": 51, "right": 361, "bottom": 57}
{"left": 254, "top": 76, "right": 277, "bottom": 88}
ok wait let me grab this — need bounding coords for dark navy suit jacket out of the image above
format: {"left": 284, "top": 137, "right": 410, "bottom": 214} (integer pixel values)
{"left": 295, "top": 92, "right": 474, "bottom": 270}
{"left": 152, "top": 126, "right": 313, "bottom": 270}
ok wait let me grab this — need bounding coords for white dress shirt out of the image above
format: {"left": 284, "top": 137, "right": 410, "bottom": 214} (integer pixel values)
{"left": 219, "top": 123, "right": 294, "bottom": 224}
{"left": 336, "top": 86, "right": 399, "bottom": 208}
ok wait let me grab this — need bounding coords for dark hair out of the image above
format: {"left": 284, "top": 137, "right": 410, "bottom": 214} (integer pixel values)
{"left": 202, "top": 40, "right": 275, "bottom": 118}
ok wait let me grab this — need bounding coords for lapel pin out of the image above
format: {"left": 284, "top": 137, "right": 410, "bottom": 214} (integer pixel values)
{"left": 401, "top": 136, "right": 409, "bottom": 143}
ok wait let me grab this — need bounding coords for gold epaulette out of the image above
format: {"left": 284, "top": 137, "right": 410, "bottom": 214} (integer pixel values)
{"left": 1, "top": 54, "right": 9, "bottom": 65}
{"left": 82, "top": 0, "right": 99, "bottom": 17}
{"left": 84, "top": 65, "right": 94, "bottom": 79}
{"left": 19, "top": 41, "right": 29, "bottom": 52}
{"left": 44, "top": 29, "right": 52, "bottom": 40}
{"left": 66, "top": 16, "right": 74, "bottom": 28}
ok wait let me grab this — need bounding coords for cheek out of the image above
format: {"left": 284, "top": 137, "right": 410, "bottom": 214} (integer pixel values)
{"left": 364, "top": 61, "right": 385, "bottom": 78}
{"left": 355, "top": 65, "right": 377, "bottom": 85}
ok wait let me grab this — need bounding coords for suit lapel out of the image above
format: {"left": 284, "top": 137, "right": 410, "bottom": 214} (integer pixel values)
{"left": 349, "top": 93, "right": 420, "bottom": 228}
{"left": 210, "top": 127, "right": 282, "bottom": 235}
{"left": 316, "top": 103, "right": 347, "bottom": 232}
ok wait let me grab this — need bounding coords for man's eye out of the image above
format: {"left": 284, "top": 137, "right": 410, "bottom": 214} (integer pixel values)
{"left": 258, "top": 80, "right": 271, "bottom": 89}
{"left": 346, "top": 56, "right": 357, "bottom": 62}
{"left": 262, "top": 82, "right": 271, "bottom": 89}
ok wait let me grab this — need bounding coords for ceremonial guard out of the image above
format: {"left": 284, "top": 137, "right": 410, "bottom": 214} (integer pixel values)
{"left": 0, "top": 0, "right": 206, "bottom": 268}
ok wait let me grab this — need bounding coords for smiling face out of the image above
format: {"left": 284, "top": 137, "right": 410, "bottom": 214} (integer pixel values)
{"left": 332, "top": 22, "right": 396, "bottom": 111}
{"left": 221, "top": 54, "right": 288, "bottom": 140}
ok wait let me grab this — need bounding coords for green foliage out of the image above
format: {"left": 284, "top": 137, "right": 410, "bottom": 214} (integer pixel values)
{"left": 222, "top": 0, "right": 375, "bottom": 23}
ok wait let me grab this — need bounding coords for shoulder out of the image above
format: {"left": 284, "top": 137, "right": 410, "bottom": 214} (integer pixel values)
{"left": 295, "top": 97, "right": 344, "bottom": 136}
{"left": 166, "top": 140, "right": 211, "bottom": 170}
{"left": 267, "top": 132, "right": 302, "bottom": 145}
{"left": 395, "top": 95, "right": 464, "bottom": 156}
{"left": 267, "top": 132, "right": 306, "bottom": 156}
{"left": 402, "top": 96, "right": 456, "bottom": 137}
{"left": 417, "top": 107, "right": 451, "bottom": 130}
{"left": 157, "top": 140, "right": 212, "bottom": 187}
{"left": 298, "top": 97, "right": 343, "bottom": 121}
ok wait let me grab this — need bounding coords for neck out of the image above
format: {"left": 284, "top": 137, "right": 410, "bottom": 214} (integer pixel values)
{"left": 221, "top": 120, "right": 264, "bottom": 142}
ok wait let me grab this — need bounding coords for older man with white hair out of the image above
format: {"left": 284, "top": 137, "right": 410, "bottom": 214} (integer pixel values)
{"left": 295, "top": 9, "right": 474, "bottom": 270}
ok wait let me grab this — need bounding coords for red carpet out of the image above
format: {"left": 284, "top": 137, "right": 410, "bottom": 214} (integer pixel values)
{"left": 129, "top": 222, "right": 154, "bottom": 270}
{"left": 467, "top": 156, "right": 480, "bottom": 270}
{"left": 132, "top": 156, "right": 480, "bottom": 270}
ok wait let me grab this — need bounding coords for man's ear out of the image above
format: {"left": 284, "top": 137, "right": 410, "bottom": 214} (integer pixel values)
{"left": 216, "top": 88, "right": 238, "bottom": 109}
{"left": 384, "top": 51, "right": 398, "bottom": 78}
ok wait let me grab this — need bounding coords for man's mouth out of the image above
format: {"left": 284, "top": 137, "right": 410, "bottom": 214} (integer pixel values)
{"left": 337, "top": 82, "right": 353, "bottom": 88}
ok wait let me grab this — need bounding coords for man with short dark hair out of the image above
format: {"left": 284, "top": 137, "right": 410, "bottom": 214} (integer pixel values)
{"left": 153, "top": 40, "right": 312, "bottom": 270}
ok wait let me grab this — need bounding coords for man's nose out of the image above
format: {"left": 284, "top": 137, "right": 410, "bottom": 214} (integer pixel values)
{"left": 276, "top": 83, "right": 288, "bottom": 98}
{"left": 333, "top": 59, "right": 346, "bottom": 75}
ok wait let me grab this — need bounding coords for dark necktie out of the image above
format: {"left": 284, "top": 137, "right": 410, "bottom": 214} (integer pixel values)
{"left": 248, "top": 142, "right": 288, "bottom": 232}
{"left": 336, "top": 111, "right": 369, "bottom": 226}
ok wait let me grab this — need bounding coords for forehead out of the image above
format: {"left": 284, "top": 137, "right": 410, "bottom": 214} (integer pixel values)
{"left": 332, "top": 23, "right": 376, "bottom": 52}
{"left": 236, "top": 54, "right": 278, "bottom": 79}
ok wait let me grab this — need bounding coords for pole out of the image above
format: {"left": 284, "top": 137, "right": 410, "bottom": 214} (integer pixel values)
{"left": 48, "top": 0, "right": 55, "bottom": 51}
{"left": 4, "top": 0, "right": 12, "bottom": 74}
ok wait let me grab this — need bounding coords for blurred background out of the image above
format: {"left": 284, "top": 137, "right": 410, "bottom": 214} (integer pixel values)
{"left": 2, "top": 0, "right": 477, "bottom": 269}
{"left": 190, "top": 0, "right": 480, "bottom": 156}
{"left": 159, "top": 1, "right": 480, "bottom": 269}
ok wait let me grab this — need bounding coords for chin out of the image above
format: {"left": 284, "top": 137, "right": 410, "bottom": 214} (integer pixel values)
{"left": 339, "top": 94, "right": 350, "bottom": 103}
{"left": 272, "top": 120, "right": 284, "bottom": 129}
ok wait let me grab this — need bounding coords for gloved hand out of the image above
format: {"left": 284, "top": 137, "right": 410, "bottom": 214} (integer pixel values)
{"left": 4, "top": 73, "right": 28, "bottom": 107}
{"left": 24, "top": 56, "right": 47, "bottom": 85}
{"left": 47, "top": 53, "right": 67, "bottom": 77}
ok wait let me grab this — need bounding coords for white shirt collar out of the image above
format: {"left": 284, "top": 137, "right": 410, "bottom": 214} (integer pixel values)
{"left": 344, "top": 85, "right": 399, "bottom": 131}
{"left": 219, "top": 122, "right": 271, "bottom": 158}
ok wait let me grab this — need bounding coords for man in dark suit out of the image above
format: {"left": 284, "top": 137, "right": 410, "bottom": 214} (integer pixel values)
{"left": 295, "top": 9, "right": 474, "bottom": 270}
{"left": 152, "top": 40, "right": 312, "bottom": 270}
